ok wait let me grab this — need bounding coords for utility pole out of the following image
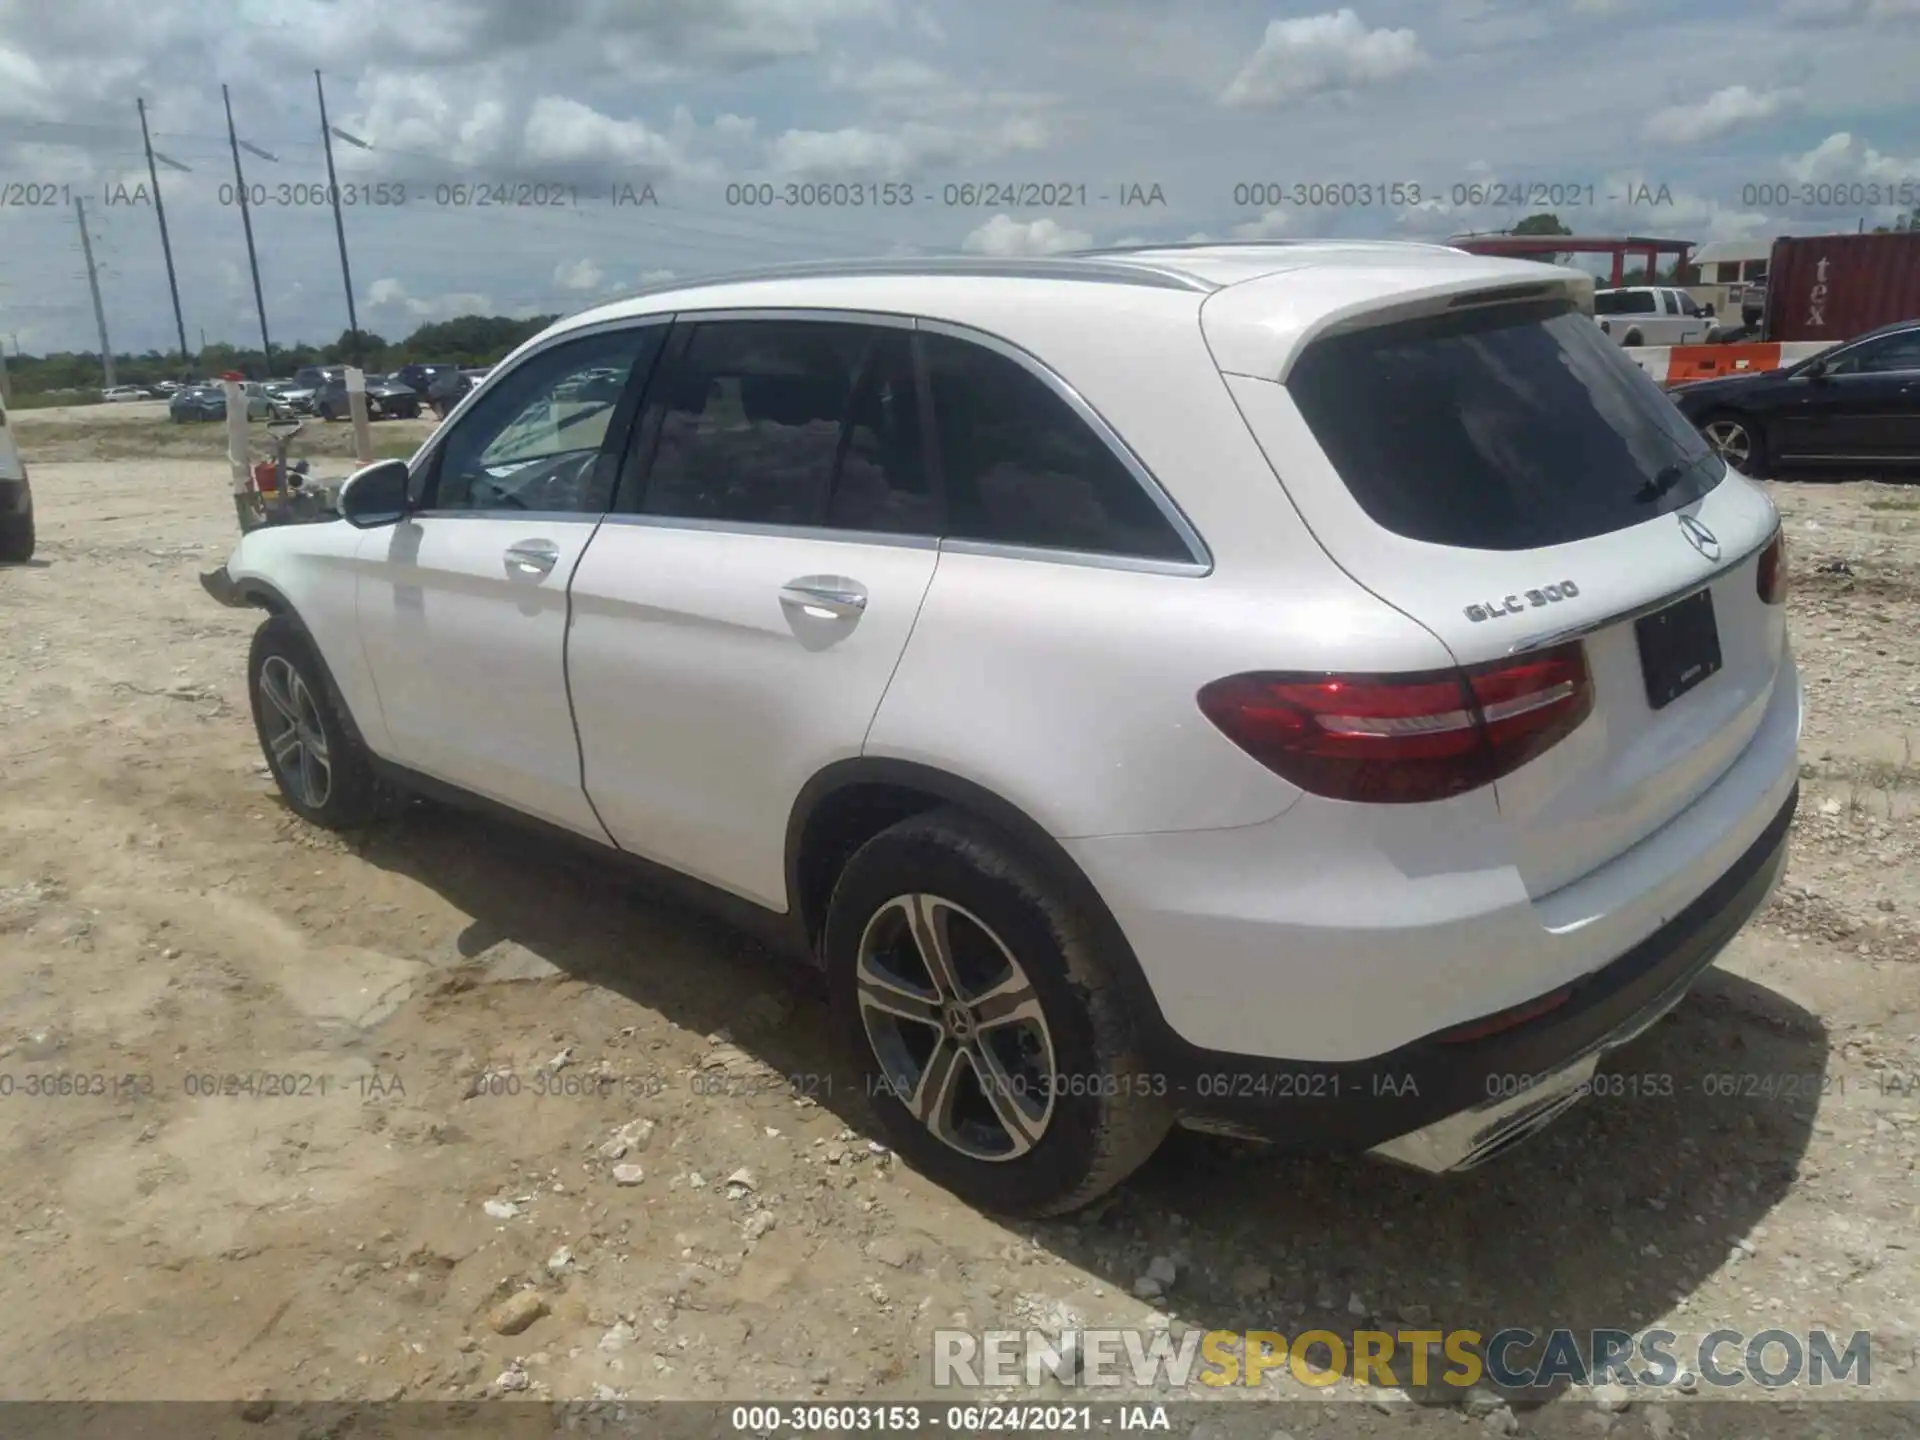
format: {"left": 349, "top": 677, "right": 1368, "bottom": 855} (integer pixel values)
{"left": 222, "top": 84, "right": 272, "bottom": 374}
{"left": 137, "top": 98, "right": 192, "bottom": 376}
{"left": 314, "top": 71, "right": 362, "bottom": 368}
{"left": 73, "top": 197, "right": 116, "bottom": 388}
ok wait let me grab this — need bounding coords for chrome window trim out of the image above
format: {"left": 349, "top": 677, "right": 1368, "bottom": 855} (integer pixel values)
{"left": 662, "top": 306, "right": 918, "bottom": 329}
{"left": 404, "top": 509, "right": 609, "bottom": 524}
{"left": 914, "top": 316, "right": 1214, "bottom": 573}
{"left": 939, "top": 538, "right": 1209, "bottom": 577}
{"left": 594, "top": 513, "right": 939, "bottom": 551}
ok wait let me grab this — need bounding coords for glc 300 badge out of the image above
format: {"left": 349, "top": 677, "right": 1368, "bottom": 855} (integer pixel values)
{"left": 1464, "top": 580, "right": 1581, "bottom": 624}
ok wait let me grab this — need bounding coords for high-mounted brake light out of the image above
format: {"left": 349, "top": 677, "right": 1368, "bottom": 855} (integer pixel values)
{"left": 1196, "top": 642, "right": 1593, "bottom": 804}
{"left": 1756, "top": 527, "right": 1787, "bottom": 605}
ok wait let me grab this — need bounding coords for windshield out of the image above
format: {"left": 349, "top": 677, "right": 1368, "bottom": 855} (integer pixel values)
{"left": 1288, "top": 298, "right": 1722, "bottom": 550}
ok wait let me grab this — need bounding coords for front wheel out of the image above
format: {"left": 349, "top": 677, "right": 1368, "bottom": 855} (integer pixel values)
{"left": 248, "top": 614, "right": 383, "bottom": 829}
{"left": 826, "top": 809, "right": 1171, "bottom": 1218}
{"left": 1700, "top": 412, "right": 1768, "bottom": 477}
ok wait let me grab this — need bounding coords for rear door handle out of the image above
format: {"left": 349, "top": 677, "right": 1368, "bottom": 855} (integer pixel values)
{"left": 779, "top": 576, "right": 868, "bottom": 617}
{"left": 504, "top": 540, "right": 560, "bottom": 576}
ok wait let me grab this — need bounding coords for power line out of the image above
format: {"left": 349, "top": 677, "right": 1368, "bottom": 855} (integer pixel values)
{"left": 138, "top": 96, "right": 192, "bottom": 370}
{"left": 222, "top": 84, "right": 273, "bottom": 370}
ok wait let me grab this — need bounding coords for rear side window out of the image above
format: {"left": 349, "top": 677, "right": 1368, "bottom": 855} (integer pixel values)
{"left": 635, "top": 319, "right": 927, "bottom": 530}
{"left": 1594, "top": 290, "right": 1656, "bottom": 316}
{"left": 918, "top": 331, "right": 1191, "bottom": 561}
{"left": 1287, "top": 299, "right": 1722, "bottom": 551}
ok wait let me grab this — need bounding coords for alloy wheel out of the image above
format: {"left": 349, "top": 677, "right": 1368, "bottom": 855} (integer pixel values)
{"left": 1703, "top": 419, "right": 1753, "bottom": 471}
{"left": 855, "top": 893, "right": 1058, "bottom": 1161}
{"left": 258, "top": 655, "right": 332, "bottom": 810}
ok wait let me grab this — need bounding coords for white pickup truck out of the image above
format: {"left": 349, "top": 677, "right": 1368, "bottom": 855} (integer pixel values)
{"left": 1592, "top": 286, "right": 1718, "bottom": 347}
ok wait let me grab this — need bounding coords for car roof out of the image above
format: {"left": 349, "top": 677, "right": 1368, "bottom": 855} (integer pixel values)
{"left": 537, "top": 242, "right": 1582, "bottom": 382}
{"left": 1844, "top": 317, "right": 1920, "bottom": 344}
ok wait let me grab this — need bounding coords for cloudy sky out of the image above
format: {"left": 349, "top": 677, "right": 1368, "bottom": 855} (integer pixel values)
{"left": 0, "top": 0, "right": 1915, "bottom": 355}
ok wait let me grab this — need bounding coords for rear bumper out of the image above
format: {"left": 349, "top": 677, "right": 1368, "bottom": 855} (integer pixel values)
{"left": 1064, "top": 649, "right": 1802, "bottom": 1157}
{"left": 1126, "top": 784, "right": 1795, "bottom": 1158}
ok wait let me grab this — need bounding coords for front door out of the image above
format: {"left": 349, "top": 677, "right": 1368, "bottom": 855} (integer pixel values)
{"left": 354, "top": 322, "right": 666, "bottom": 837}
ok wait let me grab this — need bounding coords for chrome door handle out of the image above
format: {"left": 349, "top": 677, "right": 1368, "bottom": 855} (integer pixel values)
{"left": 504, "top": 540, "right": 560, "bottom": 576}
{"left": 779, "top": 576, "right": 868, "bottom": 617}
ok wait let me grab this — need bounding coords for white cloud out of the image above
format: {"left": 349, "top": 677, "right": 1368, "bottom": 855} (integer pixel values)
{"left": 555, "top": 258, "right": 605, "bottom": 291}
{"left": 961, "top": 214, "right": 1092, "bottom": 256}
{"left": 363, "top": 277, "right": 494, "bottom": 319}
{"left": 1782, "top": 0, "right": 1920, "bottom": 18}
{"left": 768, "top": 114, "right": 1047, "bottom": 178}
{"left": 1230, "top": 209, "right": 1294, "bottom": 239}
{"left": 1783, "top": 130, "right": 1920, "bottom": 182}
{"left": 523, "top": 96, "right": 692, "bottom": 175}
{"left": 0, "top": 43, "right": 55, "bottom": 118}
{"left": 1643, "top": 85, "right": 1798, "bottom": 145}
{"left": 829, "top": 55, "right": 945, "bottom": 92}
{"left": 346, "top": 71, "right": 510, "bottom": 166}
{"left": 1221, "top": 9, "right": 1426, "bottom": 108}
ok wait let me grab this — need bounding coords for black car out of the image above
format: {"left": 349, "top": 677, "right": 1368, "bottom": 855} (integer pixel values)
{"left": 395, "top": 362, "right": 467, "bottom": 402}
{"left": 312, "top": 373, "right": 421, "bottom": 421}
{"left": 1669, "top": 319, "right": 1920, "bottom": 475}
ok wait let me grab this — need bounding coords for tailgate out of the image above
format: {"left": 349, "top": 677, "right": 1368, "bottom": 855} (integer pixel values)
{"left": 1217, "top": 293, "right": 1788, "bottom": 897}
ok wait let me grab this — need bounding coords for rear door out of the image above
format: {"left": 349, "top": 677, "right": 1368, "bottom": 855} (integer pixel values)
{"left": 353, "top": 321, "right": 666, "bottom": 836}
{"left": 1218, "top": 292, "right": 1787, "bottom": 897}
{"left": 1819, "top": 328, "right": 1920, "bottom": 459}
{"left": 566, "top": 314, "right": 941, "bottom": 908}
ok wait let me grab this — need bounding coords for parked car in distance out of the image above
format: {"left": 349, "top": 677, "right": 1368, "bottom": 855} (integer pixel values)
{"left": 205, "top": 244, "right": 1801, "bottom": 1218}
{"left": 395, "top": 363, "right": 466, "bottom": 401}
{"left": 169, "top": 385, "right": 226, "bottom": 422}
{"left": 1592, "top": 286, "right": 1716, "bottom": 346}
{"left": 1671, "top": 317, "right": 1920, "bottom": 475}
{"left": 312, "top": 373, "right": 421, "bottom": 421}
{"left": 101, "top": 385, "right": 151, "bottom": 402}
{"left": 169, "top": 382, "right": 284, "bottom": 423}
{"left": 0, "top": 389, "right": 34, "bottom": 562}
{"left": 153, "top": 380, "right": 186, "bottom": 396}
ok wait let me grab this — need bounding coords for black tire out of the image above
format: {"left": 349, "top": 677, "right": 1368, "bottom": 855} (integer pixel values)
{"left": 1622, "top": 329, "right": 1644, "bottom": 347}
{"left": 247, "top": 613, "right": 383, "bottom": 829}
{"left": 826, "top": 808, "right": 1171, "bottom": 1218}
{"left": 0, "top": 508, "right": 32, "bottom": 564}
{"left": 1700, "top": 410, "right": 1768, "bottom": 478}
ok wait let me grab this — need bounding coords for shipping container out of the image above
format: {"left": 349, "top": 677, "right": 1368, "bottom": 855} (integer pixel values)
{"left": 1762, "top": 231, "right": 1920, "bottom": 343}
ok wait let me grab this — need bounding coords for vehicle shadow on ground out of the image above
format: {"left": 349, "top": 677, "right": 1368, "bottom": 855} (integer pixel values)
{"left": 357, "top": 799, "right": 1824, "bottom": 1408}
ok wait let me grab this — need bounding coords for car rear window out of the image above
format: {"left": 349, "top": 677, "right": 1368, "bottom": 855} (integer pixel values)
{"left": 1593, "top": 290, "right": 1656, "bottom": 315}
{"left": 1286, "top": 298, "right": 1722, "bottom": 551}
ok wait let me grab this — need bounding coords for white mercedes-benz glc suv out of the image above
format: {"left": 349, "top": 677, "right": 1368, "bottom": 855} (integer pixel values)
{"left": 204, "top": 242, "right": 1801, "bottom": 1217}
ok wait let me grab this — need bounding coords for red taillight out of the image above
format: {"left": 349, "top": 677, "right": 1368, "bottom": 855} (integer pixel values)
{"left": 1196, "top": 642, "right": 1593, "bottom": 804}
{"left": 1756, "top": 528, "right": 1787, "bottom": 605}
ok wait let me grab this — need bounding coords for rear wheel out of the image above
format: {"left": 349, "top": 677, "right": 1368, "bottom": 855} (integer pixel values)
{"left": 1622, "top": 329, "right": 1644, "bottom": 347}
{"left": 825, "top": 809, "right": 1171, "bottom": 1218}
{"left": 1701, "top": 412, "right": 1767, "bottom": 477}
{"left": 248, "top": 614, "right": 383, "bottom": 829}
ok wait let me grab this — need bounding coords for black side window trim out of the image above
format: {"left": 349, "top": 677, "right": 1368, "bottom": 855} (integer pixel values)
{"left": 412, "top": 319, "right": 670, "bottom": 514}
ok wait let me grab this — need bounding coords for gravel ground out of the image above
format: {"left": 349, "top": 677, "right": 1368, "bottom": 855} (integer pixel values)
{"left": 1, "top": 428, "right": 1916, "bottom": 1435}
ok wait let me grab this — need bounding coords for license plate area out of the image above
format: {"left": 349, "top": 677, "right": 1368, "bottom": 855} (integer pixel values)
{"left": 1636, "top": 587, "right": 1722, "bottom": 710}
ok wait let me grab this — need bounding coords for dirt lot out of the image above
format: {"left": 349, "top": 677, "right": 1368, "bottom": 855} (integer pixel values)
{"left": 3, "top": 410, "right": 1918, "bottom": 1432}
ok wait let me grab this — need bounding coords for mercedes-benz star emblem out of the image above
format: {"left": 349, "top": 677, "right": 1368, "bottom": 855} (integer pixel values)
{"left": 1678, "top": 514, "right": 1721, "bottom": 561}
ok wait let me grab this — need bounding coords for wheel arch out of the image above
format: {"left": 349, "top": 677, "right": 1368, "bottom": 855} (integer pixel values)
{"left": 784, "top": 759, "right": 1170, "bottom": 1031}
{"left": 241, "top": 590, "right": 377, "bottom": 756}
